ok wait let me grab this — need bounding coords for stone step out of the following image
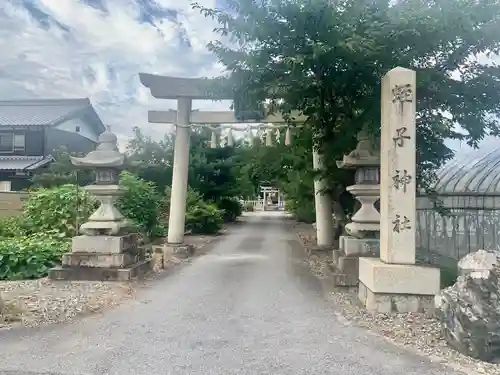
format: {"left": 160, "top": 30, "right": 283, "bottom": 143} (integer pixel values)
{"left": 48, "top": 260, "right": 152, "bottom": 281}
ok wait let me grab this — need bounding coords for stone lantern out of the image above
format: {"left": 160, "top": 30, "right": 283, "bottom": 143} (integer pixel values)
{"left": 49, "top": 129, "right": 150, "bottom": 281}
{"left": 70, "top": 129, "right": 130, "bottom": 236}
{"left": 331, "top": 130, "right": 381, "bottom": 286}
{"left": 337, "top": 131, "right": 380, "bottom": 239}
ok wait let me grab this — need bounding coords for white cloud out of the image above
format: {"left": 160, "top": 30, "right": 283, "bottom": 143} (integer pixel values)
{"left": 0, "top": 0, "right": 235, "bottom": 143}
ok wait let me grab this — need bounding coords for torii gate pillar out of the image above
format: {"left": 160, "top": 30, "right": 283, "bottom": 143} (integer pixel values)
{"left": 313, "top": 150, "right": 334, "bottom": 247}
{"left": 167, "top": 98, "right": 191, "bottom": 243}
{"left": 140, "top": 74, "right": 206, "bottom": 245}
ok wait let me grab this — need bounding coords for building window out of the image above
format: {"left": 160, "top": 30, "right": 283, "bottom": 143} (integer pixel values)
{"left": 76, "top": 126, "right": 81, "bottom": 133}
{"left": 14, "top": 134, "right": 25, "bottom": 151}
{"left": 0, "top": 134, "right": 13, "bottom": 152}
{"left": 0, "top": 134, "right": 26, "bottom": 152}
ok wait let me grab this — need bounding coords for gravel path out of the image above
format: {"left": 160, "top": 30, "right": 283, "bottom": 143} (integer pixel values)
{"left": 0, "top": 232, "right": 223, "bottom": 330}
{"left": 0, "top": 212, "right": 466, "bottom": 375}
{"left": 295, "top": 224, "right": 500, "bottom": 375}
{"left": 0, "top": 279, "right": 132, "bottom": 329}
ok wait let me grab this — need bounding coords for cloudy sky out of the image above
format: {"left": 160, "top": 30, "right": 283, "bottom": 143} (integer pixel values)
{"left": 0, "top": 0, "right": 233, "bottom": 143}
{"left": 0, "top": 0, "right": 492, "bottom": 156}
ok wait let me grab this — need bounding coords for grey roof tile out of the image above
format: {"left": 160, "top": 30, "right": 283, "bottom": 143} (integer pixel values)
{"left": 0, "top": 98, "right": 90, "bottom": 126}
{"left": 0, "top": 155, "right": 54, "bottom": 171}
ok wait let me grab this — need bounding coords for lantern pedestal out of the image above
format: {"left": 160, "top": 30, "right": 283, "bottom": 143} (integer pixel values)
{"left": 344, "top": 184, "right": 380, "bottom": 236}
{"left": 79, "top": 185, "right": 132, "bottom": 236}
{"left": 49, "top": 233, "right": 151, "bottom": 281}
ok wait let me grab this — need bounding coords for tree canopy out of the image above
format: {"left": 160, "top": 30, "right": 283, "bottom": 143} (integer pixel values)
{"left": 194, "top": 0, "right": 500, "bottom": 191}
{"left": 32, "top": 128, "right": 246, "bottom": 203}
{"left": 32, "top": 0, "right": 500, "bottom": 229}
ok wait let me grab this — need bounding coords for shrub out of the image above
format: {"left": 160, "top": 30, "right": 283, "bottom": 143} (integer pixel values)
{"left": 163, "top": 186, "right": 224, "bottom": 234}
{"left": 23, "top": 184, "right": 97, "bottom": 237}
{"left": 0, "top": 216, "right": 26, "bottom": 237}
{"left": 0, "top": 235, "right": 70, "bottom": 280}
{"left": 117, "top": 171, "right": 165, "bottom": 238}
{"left": 185, "top": 202, "right": 223, "bottom": 234}
{"left": 285, "top": 199, "right": 316, "bottom": 223}
{"left": 216, "top": 197, "right": 243, "bottom": 222}
{"left": 284, "top": 199, "right": 297, "bottom": 213}
{"left": 244, "top": 202, "right": 254, "bottom": 212}
{"left": 186, "top": 187, "right": 204, "bottom": 207}
{"left": 295, "top": 205, "right": 316, "bottom": 224}
{"left": 162, "top": 186, "right": 205, "bottom": 223}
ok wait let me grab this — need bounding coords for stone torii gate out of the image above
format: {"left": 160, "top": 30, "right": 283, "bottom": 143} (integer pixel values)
{"left": 139, "top": 73, "right": 334, "bottom": 247}
{"left": 259, "top": 185, "right": 284, "bottom": 211}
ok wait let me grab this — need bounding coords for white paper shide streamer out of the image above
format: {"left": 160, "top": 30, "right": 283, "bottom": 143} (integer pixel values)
{"left": 247, "top": 126, "right": 254, "bottom": 147}
{"left": 199, "top": 124, "right": 293, "bottom": 149}
{"left": 227, "top": 128, "right": 234, "bottom": 147}
{"left": 265, "top": 128, "right": 273, "bottom": 146}
{"left": 285, "top": 127, "right": 292, "bottom": 146}
{"left": 210, "top": 129, "right": 217, "bottom": 148}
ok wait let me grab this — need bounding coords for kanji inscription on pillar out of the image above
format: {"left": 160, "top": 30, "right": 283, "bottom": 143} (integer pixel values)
{"left": 392, "top": 214, "right": 411, "bottom": 233}
{"left": 392, "top": 127, "right": 411, "bottom": 147}
{"left": 380, "top": 67, "right": 417, "bottom": 265}
{"left": 392, "top": 84, "right": 413, "bottom": 103}
{"left": 392, "top": 169, "right": 412, "bottom": 193}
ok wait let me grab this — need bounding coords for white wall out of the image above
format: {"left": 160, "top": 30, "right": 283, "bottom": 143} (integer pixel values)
{"left": 54, "top": 118, "right": 99, "bottom": 142}
{"left": 0, "top": 181, "right": 11, "bottom": 192}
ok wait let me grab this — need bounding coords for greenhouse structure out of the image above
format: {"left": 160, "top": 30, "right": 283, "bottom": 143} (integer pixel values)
{"left": 416, "top": 138, "right": 500, "bottom": 267}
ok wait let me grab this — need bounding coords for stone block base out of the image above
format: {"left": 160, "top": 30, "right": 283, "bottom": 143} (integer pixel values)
{"left": 358, "top": 257, "right": 440, "bottom": 313}
{"left": 48, "top": 260, "right": 152, "bottom": 281}
{"left": 72, "top": 234, "right": 137, "bottom": 254}
{"left": 48, "top": 234, "right": 150, "bottom": 281}
{"left": 164, "top": 244, "right": 195, "bottom": 259}
{"left": 61, "top": 252, "right": 138, "bottom": 268}
{"left": 330, "top": 238, "right": 380, "bottom": 287}
{"left": 331, "top": 250, "right": 359, "bottom": 286}
{"left": 358, "top": 282, "right": 435, "bottom": 313}
{"left": 150, "top": 243, "right": 195, "bottom": 270}
{"left": 339, "top": 236, "right": 380, "bottom": 256}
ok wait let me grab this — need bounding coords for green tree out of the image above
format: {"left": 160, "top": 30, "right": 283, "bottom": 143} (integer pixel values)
{"left": 194, "top": 0, "right": 500, "bottom": 193}
{"left": 126, "top": 127, "right": 174, "bottom": 192}
{"left": 127, "top": 126, "right": 244, "bottom": 201}
{"left": 234, "top": 125, "right": 355, "bottom": 222}
{"left": 31, "top": 148, "right": 94, "bottom": 188}
{"left": 117, "top": 171, "right": 165, "bottom": 238}
{"left": 187, "top": 127, "right": 247, "bottom": 202}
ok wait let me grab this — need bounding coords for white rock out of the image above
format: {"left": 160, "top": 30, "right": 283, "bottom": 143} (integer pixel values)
{"left": 435, "top": 249, "right": 500, "bottom": 362}
{"left": 458, "top": 249, "right": 499, "bottom": 277}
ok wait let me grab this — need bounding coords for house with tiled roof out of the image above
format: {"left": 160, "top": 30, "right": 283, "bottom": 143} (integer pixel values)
{"left": 0, "top": 98, "right": 105, "bottom": 191}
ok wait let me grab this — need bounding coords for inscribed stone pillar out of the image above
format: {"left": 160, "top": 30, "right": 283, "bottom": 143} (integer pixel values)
{"left": 379, "top": 67, "right": 416, "bottom": 265}
{"left": 357, "top": 67, "right": 440, "bottom": 313}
